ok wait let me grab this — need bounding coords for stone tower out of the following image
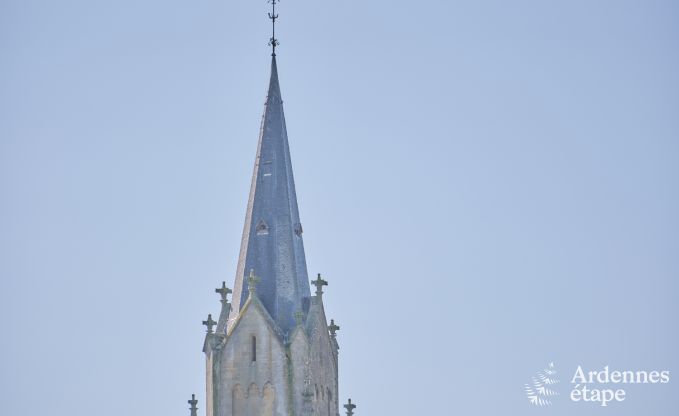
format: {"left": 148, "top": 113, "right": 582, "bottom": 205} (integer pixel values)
{"left": 189, "top": 6, "right": 357, "bottom": 415}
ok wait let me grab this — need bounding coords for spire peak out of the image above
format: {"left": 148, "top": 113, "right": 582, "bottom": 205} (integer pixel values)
{"left": 228, "top": 55, "right": 311, "bottom": 333}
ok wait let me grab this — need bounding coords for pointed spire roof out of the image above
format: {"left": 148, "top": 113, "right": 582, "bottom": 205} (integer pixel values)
{"left": 229, "top": 56, "right": 311, "bottom": 334}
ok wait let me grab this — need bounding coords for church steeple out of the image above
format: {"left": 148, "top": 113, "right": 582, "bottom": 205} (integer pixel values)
{"left": 192, "top": 7, "right": 356, "bottom": 416}
{"left": 229, "top": 53, "right": 311, "bottom": 335}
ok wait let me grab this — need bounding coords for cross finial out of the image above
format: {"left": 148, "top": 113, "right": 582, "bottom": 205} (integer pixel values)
{"left": 344, "top": 399, "right": 356, "bottom": 416}
{"left": 294, "top": 310, "right": 305, "bottom": 327}
{"left": 247, "top": 269, "right": 261, "bottom": 296}
{"left": 215, "top": 281, "right": 232, "bottom": 303}
{"left": 328, "top": 319, "right": 340, "bottom": 338}
{"left": 188, "top": 394, "right": 198, "bottom": 416}
{"left": 202, "top": 314, "right": 217, "bottom": 334}
{"left": 312, "top": 273, "right": 328, "bottom": 297}
{"left": 267, "top": 0, "right": 280, "bottom": 56}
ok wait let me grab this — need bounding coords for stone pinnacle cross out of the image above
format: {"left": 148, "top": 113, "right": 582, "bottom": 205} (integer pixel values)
{"left": 215, "top": 281, "right": 232, "bottom": 303}
{"left": 267, "top": 0, "right": 279, "bottom": 56}
{"left": 344, "top": 398, "right": 356, "bottom": 416}
{"left": 188, "top": 394, "right": 198, "bottom": 416}
{"left": 202, "top": 314, "right": 217, "bottom": 334}
{"left": 312, "top": 273, "right": 328, "bottom": 297}
{"left": 294, "top": 310, "right": 305, "bottom": 326}
{"left": 328, "top": 319, "right": 340, "bottom": 338}
{"left": 247, "top": 269, "right": 261, "bottom": 295}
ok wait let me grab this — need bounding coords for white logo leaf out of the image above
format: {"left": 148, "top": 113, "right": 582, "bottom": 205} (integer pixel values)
{"left": 525, "top": 362, "right": 560, "bottom": 406}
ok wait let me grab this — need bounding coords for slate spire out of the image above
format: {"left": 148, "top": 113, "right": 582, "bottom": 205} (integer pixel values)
{"left": 229, "top": 55, "right": 311, "bottom": 334}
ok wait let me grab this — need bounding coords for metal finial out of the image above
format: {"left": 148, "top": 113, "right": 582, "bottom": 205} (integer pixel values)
{"left": 188, "top": 394, "right": 198, "bottom": 416}
{"left": 268, "top": 0, "right": 280, "bottom": 56}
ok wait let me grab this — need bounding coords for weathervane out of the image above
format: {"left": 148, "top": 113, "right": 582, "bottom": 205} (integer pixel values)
{"left": 268, "top": 0, "right": 280, "bottom": 56}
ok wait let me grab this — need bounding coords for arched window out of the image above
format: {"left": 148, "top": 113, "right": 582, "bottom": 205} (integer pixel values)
{"left": 251, "top": 336, "right": 257, "bottom": 362}
{"left": 262, "top": 383, "right": 275, "bottom": 416}
{"left": 247, "top": 384, "right": 260, "bottom": 415}
{"left": 232, "top": 384, "right": 245, "bottom": 416}
{"left": 327, "top": 388, "right": 332, "bottom": 416}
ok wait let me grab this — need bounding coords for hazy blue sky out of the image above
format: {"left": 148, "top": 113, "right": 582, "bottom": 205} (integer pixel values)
{"left": 1, "top": 1, "right": 677, "bottom": 415}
